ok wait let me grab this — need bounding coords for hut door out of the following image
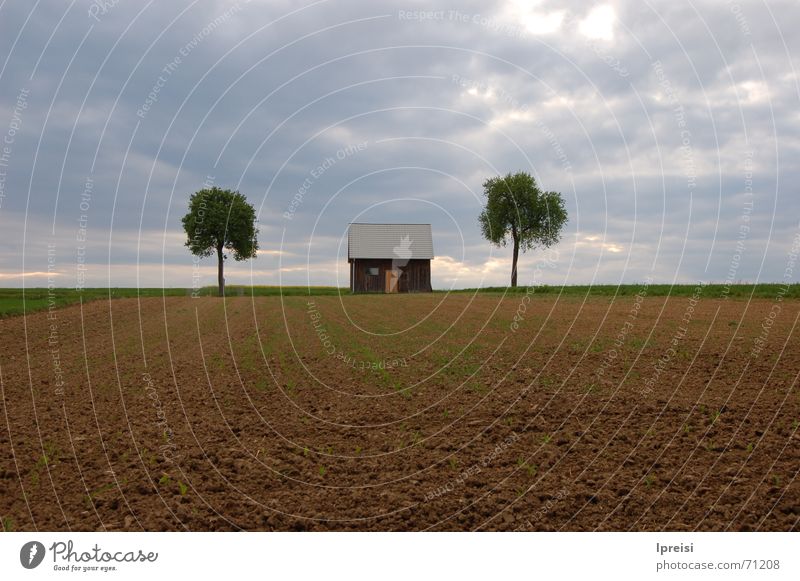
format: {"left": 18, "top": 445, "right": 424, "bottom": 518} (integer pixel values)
{"left": 385, "top": 269, "right": 400, "bottom": 293}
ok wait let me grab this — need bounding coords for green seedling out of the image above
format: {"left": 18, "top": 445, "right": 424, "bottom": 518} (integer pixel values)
{"left": 29, "top": 444, "right": 59, "bottom": 488}
{"left": 84, "top": 481, "right": 123, "bottom": 508}
{"left": 449, "top": 457, "right": 458, "bottom": 470}
{"left": 158, "top": 474, "right": 172, "bottom": 487}
{"left": 517, "top": 458, "right": 537, "bottom": 477}
{"left": 178, "top": 481, "right": 188, "bottom": 496}
{"left": 468, "top": 382, "right": 487, "bottom": 394}
{"left": 1, "top": 516, "right": 13, "bottom": 531}
{"left": 745, "top": 442, "right": 754, "bottom": 453}
{"left": 461, "top": 363, "right": 480, "bottom": 376}
{"left": 644, "top": 473, "right": 655, "bottom": 487}
{"left": 318, "top": 466, "right": 327, "bottom": 477}
{"left": 89, "top": 482, "right": 117, "bottom": 497}
{"left": 43, "top": 442, "right": 60, "bottom": 464}
{"left": 542, "top": 434, "right": 552, "bottom": 445}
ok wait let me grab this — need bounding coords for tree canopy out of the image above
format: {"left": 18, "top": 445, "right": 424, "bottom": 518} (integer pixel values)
{"left": 182, "top": 187, "right": 258, "bottom": 296}
{"left": 478, "top": 172, "right": 567, "bottom": 287}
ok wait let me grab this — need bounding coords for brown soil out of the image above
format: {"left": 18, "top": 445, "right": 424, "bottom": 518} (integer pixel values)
{"left": 1, "top": 293, "right": 798, "bottom": 531}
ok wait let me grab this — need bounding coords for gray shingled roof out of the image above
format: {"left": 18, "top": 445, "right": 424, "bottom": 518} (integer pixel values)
{"left": 348, "top": 223, "right": 434, "bottom": 260}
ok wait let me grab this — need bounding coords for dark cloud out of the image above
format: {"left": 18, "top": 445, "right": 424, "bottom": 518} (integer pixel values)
{"left": 0, "top": 0, "right": 798, "bottom": 288}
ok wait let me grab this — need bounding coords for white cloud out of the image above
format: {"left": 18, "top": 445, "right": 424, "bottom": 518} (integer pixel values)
{"left": 499, "top": 0, "right": 565, "bottom": 35}
{"left": 0, "top": 271, "right": 60, "bottom": 279}
{"left": 579, "top": 5, "right": 616, "bottom": 41}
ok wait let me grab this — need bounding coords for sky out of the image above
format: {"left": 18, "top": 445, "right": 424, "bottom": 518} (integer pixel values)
{"left": 0, "top": 0, "right": 798, "bottom": 290}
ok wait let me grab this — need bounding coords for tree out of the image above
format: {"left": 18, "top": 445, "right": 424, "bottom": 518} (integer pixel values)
{"left": 182, "top": 187, "right": 258, "bottom": 296}
{"left": 478, "top": 172, "right": 567, "bottom": 287}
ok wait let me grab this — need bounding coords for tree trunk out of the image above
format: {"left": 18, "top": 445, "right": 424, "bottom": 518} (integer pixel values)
{"left": 217, "top": 244, "right": 224, "bottom": 297}
{"left": 511, "top": 235, "right": 519, "bottom": 288}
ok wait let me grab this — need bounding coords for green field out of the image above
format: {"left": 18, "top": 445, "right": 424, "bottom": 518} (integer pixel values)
{"left": 460, "top": 283, "right": 800, "bottom": 299}
{"left": 1, "top": 283, "right": 797, "bottom": 318}
{"left": 0, "top": 286, "right": 345, "bottom": 317}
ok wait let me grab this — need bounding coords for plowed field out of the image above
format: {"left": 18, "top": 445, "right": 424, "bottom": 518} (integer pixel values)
{"left": 1, "top": 293, "right": 798, "bottom": 531}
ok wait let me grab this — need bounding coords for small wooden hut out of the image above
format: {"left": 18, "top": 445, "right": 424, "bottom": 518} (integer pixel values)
{"left": 347, "top": 223, "right": 434, "bottom": 293}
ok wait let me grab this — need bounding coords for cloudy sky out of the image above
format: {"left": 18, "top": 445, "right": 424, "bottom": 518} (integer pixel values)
{"left": 1, "top": 0, "right": 798, "bottom": 289}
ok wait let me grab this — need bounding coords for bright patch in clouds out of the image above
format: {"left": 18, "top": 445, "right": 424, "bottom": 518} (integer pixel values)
{"left": 433, "top": 254, "right": 509, "bottom": 287}
{"left": 0, "top": 271, "right": 60, "bottom": 279}
{"left": 579, "top": 5, "right": 616, "bottom": 41}
{"left": 738, "top": 81, "right": 770, "bottom": 104}
{"left": 489, "top": 108, "right": 535, "bottom": 127}
{"left": 575, "top": 234, "right": 624, "bottom": 254}
{"left": 459, "top": 79, "right": 533, "bottom": 125}
{"left": 502, "top": 0, "right": 565, "bottom": 35}
{"left": 521, "top": 11, "right": 565, "bottom": 35}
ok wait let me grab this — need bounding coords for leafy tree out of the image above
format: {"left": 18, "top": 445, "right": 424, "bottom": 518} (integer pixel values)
{"left": 478, "top": 172, "right": 567, "bottom": 287}
{"left": 182, "top": 187, "right": 258, "bottom": 296}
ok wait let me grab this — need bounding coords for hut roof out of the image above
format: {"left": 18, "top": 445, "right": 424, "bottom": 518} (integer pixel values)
{"left": 347, "top": 223, "right": 434, "bottom": 260}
